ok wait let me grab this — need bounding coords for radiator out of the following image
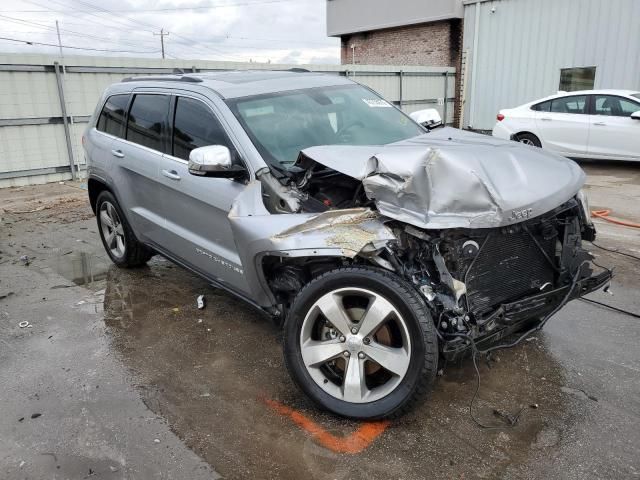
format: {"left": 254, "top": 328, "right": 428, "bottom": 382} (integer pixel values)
{"left": 465, "top": 230, "right": 556, "bottom": 317}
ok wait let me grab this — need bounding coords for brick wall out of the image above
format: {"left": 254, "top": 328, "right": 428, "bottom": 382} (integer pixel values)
{"left": 340, "top": 20, "right": 460, "bottom": 67}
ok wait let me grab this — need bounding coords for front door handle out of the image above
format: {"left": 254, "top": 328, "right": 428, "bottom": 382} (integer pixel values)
{"left": 593, "top": 121, "right": 607, "bottom": 126}
{"left": 161, "top": 169, "right": 181, "bottom": 180}
{"left": 540, "top": 117, "right": 552, "bottom": 121}
{"left": 111, "top": 149, "right": 124, "bottom": 158}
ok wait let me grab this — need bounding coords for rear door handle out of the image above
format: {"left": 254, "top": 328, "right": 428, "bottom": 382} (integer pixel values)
{"left": 111, "top": 149, "right": 124, "bottom": 158}
{"left": 540, "top": 117, "right": 552, "bottom": 121}
{"left": 593, "top": 121, "right": 607, "bottom": 126}
{"left": 161, "top": 169, "right": 181, "bottom": 180}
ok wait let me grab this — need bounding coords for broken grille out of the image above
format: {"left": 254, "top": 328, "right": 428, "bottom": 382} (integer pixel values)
{"left": 465, "top": 230, "right": 556, "bottom": 317}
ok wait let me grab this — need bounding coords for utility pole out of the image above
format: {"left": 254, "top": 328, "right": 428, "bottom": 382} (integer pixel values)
{"left": 153, "top": 28, "right": 169, "bottom": 59}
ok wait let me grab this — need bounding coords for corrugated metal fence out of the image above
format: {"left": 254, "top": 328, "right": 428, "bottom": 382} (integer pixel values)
{"left": 0, "top": 53, "right": 455, "bottom": 187}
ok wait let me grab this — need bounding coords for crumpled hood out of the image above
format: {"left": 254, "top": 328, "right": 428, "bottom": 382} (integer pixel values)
{"left": 301, "top": 127, "right": 586, "bottom": 229}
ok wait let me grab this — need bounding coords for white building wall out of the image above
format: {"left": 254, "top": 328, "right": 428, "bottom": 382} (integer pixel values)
{"left": 462, "top": 0, "right": 640, "bottom": 130}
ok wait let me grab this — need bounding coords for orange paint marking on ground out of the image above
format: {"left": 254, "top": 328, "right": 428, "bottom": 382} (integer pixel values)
{"left": 263, "top": 398, "right": 390, "bottom": 454}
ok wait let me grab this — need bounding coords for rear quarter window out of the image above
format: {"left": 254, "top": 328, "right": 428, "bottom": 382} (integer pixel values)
{"left": 531, "top": 100, "right": 551, "bottom": 112}
{"left": 96, "top": 94, "right": 129, "bottom": 137}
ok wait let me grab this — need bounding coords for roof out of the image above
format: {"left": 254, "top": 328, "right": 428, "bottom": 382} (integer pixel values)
{"left": 326, "top": 0, "right": 463, "bottom": 37}
{"left": 119, "top": 70, "right": 354, "bottom": 99}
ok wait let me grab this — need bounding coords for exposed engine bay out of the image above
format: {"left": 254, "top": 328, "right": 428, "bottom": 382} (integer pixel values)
{"left": 252, "top": 132, "right": 610, "bottom": 358}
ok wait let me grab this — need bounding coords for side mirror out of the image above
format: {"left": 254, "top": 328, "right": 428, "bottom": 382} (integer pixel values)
{"left": 188, "top": 145, "right": 247, "bottom": 178}
{"left": 631, "top": 111, "right": 640, "bottom": 120}
{"left": 409, "top": 108, "right": 443, "bottom": 129}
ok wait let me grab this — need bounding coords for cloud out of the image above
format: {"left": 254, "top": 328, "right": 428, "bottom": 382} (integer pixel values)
{"left": 0, "top": 0, "right": 340, "bottom": 64}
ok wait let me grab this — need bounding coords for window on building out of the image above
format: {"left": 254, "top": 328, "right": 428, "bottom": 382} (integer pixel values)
{"left": 559, "top": 67, "right": 596, "bottom": 92}
{"left": 96, "top": 94, "right": 129, "bottom": 137}
{"left": 126, "top": 94, "right": 170, "bottom": 152}
{"left": 172, "top": 97, "right": 233, "bottom": 161}
{"left": 593, "top": 95, "right": 640, "bottom": 117}
{"left": 550, "top": 95, "right": 587, "bottom": 114}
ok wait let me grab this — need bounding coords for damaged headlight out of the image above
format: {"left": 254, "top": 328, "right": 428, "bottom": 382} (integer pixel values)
{"left": 576, "top": 189, "right": 593, "bottom": 225}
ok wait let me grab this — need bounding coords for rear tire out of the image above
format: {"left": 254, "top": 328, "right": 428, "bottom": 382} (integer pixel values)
{"left": 516, "top": 133, "right": 541, "bottom": 147}
{"left": 283, "top": 266, "right": 438, "bottom": 419}
{"left": 96, "top": 191, "right": 153, "bottom": 268}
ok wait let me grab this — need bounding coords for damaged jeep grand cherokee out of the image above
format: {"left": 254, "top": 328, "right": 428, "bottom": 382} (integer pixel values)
{"left": 85, "top": 70, "right": 611, "bottom": 419}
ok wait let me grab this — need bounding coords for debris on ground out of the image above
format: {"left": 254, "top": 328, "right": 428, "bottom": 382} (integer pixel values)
{"left": 18, "top": 321, "right": 31, "bottom": 328}
{"left": 30, "top": 413, "right": 41, "bottom": 419}
{"left": 154, "top": 438, "right": 160, "bottom": 443}
{"left": 0, "top": 292, "right": 14, "bottom": 300}
{"left": 19, "top": 255, "right": 30, "bottom": 266}
{"left": 197, "top": 295, "right": 206, "bottom": 309}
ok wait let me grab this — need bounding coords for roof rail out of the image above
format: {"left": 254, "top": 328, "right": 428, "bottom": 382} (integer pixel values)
{"left": 121, "top": 75, "right": 203, "bottom": 83}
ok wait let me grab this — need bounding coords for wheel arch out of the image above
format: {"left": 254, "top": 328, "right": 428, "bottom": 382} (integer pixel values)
{"left": 88, "top": 176, "right": 113, "bottom": 214}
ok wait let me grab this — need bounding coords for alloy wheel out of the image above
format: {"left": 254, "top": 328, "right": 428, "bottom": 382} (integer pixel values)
{"left": 299, "top": 287, "right": 412, "bottom": 403}
{"left": 99, "top": 201, "right": 126, "bottom": 259}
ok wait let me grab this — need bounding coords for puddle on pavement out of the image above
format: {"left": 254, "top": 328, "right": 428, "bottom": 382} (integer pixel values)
{"left": 95, "top": 261, "right": 584, "bottom": 479}
{"left": 48, "top": 251, "right": 110, "bottom": 290}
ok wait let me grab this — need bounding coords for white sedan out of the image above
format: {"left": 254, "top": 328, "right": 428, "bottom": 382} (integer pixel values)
{"left": 492, "top": 90, "right": 640, "bottom": 161}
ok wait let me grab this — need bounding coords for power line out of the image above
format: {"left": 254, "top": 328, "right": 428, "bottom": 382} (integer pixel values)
{"left": 62, "top": 0, "right": 244, "bottom": 61}
{"left": 0, "top": 35, "right": 161, "bottom": 53}
{"left": 0, "top": 0, "right": 294, "bottom": 14}
{"left": 0, "top": 14, "right": 159, "bottom": 50}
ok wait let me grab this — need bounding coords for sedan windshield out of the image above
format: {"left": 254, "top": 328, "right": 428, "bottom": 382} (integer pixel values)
{"left": 226, "top": 84, "right": 423, "bottom": 168}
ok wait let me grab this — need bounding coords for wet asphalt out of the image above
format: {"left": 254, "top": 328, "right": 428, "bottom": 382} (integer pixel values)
{"left": 1, "top": 162, "right": 639, "bottom": 479}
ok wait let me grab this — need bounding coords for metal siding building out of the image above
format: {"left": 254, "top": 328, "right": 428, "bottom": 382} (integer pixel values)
{"left": 327, "top": 0, "right": 463, "bottom": 36}
{"left": 462, "top": 0, "right": 640, "bottom": 130}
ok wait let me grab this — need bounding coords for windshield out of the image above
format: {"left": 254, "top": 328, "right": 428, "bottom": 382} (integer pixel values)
{"left": 226, "top": 84, "right": 423, "bottom": 168}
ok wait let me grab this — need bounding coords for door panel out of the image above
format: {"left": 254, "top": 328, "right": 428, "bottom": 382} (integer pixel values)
{"left": 156, "top": 157, "right": 249, "bottom": 294}
{"left": 535, "top": 95, "right": 589, "bottom": 155}
{"left": 587, "top": 95, "right": 640, "bottom": 160}
{"left": 111, "top": 93, "right": 170, "bottom": 244}
{"left": 155, "top": 94, "right": 250, "bottom": 294}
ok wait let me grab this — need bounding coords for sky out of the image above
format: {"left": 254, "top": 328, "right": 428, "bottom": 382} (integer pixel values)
{"left": 0, "top": 0, "right": 340, "bottom": 64}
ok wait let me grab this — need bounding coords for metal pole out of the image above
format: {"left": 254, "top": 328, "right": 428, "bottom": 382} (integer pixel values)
{"left": 399, "top": 70, "right": 404, "bottom": 108}
{"left": 443, "top": 72, "right": 449, "bottom": 126}
{"left": 469, "top": 2, "right": 481, "bottom": 128}
{"left": 54, "top": 61, "right": 76, "bottom": 181}
{"left": 55, "top": 20, "right": 66, "bottom": 74}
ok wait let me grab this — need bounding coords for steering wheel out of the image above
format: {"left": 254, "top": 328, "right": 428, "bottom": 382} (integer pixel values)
{"left": 336, "top": 120, "right": 365, "bottom": 140}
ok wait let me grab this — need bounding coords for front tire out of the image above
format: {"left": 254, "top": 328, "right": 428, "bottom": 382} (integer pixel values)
{"left": 96, "top": 191, "right": 153, "bottom": 268}
{"left": 283, "top": 266, "right": 438, "bottom": 419}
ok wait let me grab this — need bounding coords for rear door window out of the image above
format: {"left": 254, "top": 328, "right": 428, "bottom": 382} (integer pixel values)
{"left": 593, "top": 95, "right": 640, "bottom": 117}
{"left": 126, "top": 94, "right": 170, "bottom": 152}
{"left": 96, "top": 94, "right": 129, "bottom": 137}
{"left": 550, "top": 95, "right": 587, "bottom": 114}
{"left": 172, "top": 96, "right": 234, "bottom": 161}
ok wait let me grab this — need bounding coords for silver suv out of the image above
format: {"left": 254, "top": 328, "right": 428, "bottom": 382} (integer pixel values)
{"left": 84, "top": 70, "right": 610, "bottom": 419}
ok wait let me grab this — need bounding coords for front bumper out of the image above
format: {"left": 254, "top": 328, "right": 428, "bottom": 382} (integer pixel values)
{"left": 442, "top": 266, "right": 611, "bottom": 360}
